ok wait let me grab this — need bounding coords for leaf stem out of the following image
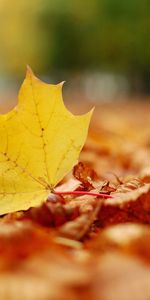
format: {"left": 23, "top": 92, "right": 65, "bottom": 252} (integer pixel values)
{"left": 54, "top": 190, "right": 113, "bottom": 199}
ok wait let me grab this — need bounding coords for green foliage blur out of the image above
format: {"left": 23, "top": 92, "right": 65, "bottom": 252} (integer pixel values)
{"left": 0, "top": 0, "right": 150, "bottom": 90}
{"left": 42, "top": 0, "right": 150, "bottom": 74}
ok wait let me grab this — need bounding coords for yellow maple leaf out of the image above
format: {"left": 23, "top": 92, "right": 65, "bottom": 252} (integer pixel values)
{"left": 0, "top": 67, "right": 93, "bottom": 215}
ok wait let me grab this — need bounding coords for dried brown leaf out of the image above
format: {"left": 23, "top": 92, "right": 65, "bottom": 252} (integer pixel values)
{"left": 99, "top": 182, "right": 150, "bottom": 226}
{"left": 73, "top": 162, "right": 99, "bottom": 190}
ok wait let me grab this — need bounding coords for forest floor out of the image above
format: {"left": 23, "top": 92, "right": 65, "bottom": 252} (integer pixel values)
{"left": 0, "top": 99, "right": 150, "bottom": 300}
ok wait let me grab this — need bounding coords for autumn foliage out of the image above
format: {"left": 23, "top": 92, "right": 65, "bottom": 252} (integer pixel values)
{"left": 0, "top": 70, "right": 150, "bottom": 300}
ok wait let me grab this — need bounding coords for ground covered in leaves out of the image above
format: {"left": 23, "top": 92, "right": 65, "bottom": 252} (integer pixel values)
{"left": 0, "top": 101, "right": 150, "bottom": 300}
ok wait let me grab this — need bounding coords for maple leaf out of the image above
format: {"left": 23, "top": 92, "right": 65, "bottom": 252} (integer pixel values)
{"left": 0, "top": 67, "right": 93, "bottom": 215}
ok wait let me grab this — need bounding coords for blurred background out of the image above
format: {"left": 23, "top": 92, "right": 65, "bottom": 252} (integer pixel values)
{"left": 0, "top": 0, "right": 150, "bottom": 108}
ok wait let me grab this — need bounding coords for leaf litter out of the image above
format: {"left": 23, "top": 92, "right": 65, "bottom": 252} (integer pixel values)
{"left": 0, "top": 75, "right": 150, "bottom": 299}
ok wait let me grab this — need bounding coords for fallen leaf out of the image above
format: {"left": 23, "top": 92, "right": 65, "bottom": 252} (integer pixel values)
{"left": 73, "top": 161, "right": 98, "bottom": 190}
{"left": 99, "top": 182, "right": 150, "bottom": 226}
{"left": 59, "top": 203, "right": 101, "bottom": 240}
{"left": 22, "top": 198, "right": 80, "bottom": 228}
{"left": 55, "top": 177, "right": 81, "bottom": 192}
{"left": 0, "top": 67, "right": 92, "bottom": 214}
